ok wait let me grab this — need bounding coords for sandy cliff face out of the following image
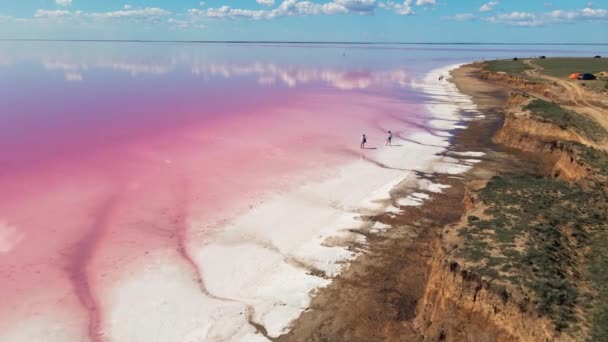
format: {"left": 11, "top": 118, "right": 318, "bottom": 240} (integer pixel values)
{"left": 414, "top": 180, "right": 585, "bottom": 342}
{"left": 493, "top": 93, "right": 592, "bottom": 181}
{"left": 413, "top": 67, "right": 602, "bottom": 342}
{"left": 547, "top": 142, "right": 592, "bottom": 181}
{"left": 494, "top": 112, "right": 587, "bottom": 152}
{"left": 415, "top": 241, "right": 560, "bottom": 342}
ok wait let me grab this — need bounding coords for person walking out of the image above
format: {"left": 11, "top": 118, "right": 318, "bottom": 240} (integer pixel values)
{"left": 360, "top": 134, "right": 367, "bottom": 149}
{"left": 385, "top": 130, "right": 392, "bottom": 146}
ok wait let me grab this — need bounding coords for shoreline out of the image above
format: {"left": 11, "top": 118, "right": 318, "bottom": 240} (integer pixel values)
{"left": 1, "top": 43, "right": 606, "bottom": 342}
{"left": 183, "top": 63, "right": 490, "bottom": 340}
{"left": 0, "top": 59, "right": 499, "bottom": 342}
{"left": 277, "top": 63, "right": 510, "bottom": 341}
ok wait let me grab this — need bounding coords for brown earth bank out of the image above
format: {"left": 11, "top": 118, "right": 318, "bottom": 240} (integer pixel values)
{"left": 281, "top": 61, "right": 607, "bottom": 342}
{"left": 416, "top": 62, "right": 607, "bottom": 342}
{"left": 412, "top": 66, "right": 569, "bottom": 342}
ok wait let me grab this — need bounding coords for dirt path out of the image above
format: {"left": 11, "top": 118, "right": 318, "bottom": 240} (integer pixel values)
{"left": 523, "top": 59, "right": 608, "bottom": 138}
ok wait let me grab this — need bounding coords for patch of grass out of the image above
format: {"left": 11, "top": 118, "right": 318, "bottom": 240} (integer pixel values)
{"left": 524, "top": 99, "right": 607, "bottom": 142}
{"left": 588, "top": 228, "right": 608, "bottom": 342}
{"left": 581, "top": 80, "right": 608, "bottom": 93}
{"left": 484, "top": 59, "right": 532, "bottom": 76}
{"left": 457, "top": 171, "right": 608, "bottom": 332}
{"left": 560, "top": 141, "right": 608, "bottom": 174}
{"left": 533, "top": 58, "right": 608, "bottom": 78}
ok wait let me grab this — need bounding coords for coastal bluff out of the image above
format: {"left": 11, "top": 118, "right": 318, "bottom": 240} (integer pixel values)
{"left": 415, "top": 60, "right": 608, "bottom": 341}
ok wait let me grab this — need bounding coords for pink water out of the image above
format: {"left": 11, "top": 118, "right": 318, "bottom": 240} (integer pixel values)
{"left": 0, "top": 42, "right": 605, "bottom": 339}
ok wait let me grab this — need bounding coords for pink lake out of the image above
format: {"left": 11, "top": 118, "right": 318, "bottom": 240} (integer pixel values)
{"left": 0, "top": 42, "right": 606, "bottom": 341}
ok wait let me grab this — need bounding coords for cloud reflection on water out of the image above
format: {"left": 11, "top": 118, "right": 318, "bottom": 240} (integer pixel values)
{"left": 191, "top": 62, "right": 408, "bottom": 89}
{"left": 1, "top": 46, "right": 409, "bottom": 90}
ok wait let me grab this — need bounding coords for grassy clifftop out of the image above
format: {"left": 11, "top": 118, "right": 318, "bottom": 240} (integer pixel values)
{"left": 484, "top": 59, "right": 532, "bottom": 76}
{"left": 533, "top": 58, "right": 608, "bottom": 78}
{"left": 524, "top": 99, "right": 607, "bottom": 142}
{"left": 459, "top": 146, "right": 608, "bottom": 334}
{"left": 483, "top": 57, "right": 608, "bottom": 93}
{"left": 449, "top": 69, "right": 608, "bottom": 339}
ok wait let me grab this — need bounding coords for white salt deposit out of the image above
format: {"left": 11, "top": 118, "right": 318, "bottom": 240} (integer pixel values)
{"left": 100, "top": 64, "right": 485, "bottom": 341}
{"left": 412, "top": 192, "right": 430, "bottom": 200}
{"left": 451, "top": 151, "right": 485, "bottom": 157}
{"left": 398, "top": 197, "right": 424, "bottom": 207}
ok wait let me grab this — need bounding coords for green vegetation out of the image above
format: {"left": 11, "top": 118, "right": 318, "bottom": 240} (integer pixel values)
{"left": 581, "top": 79, "right": 608, "bottom": 93}
{"left": 484, "top": 59, "right": 532, "bottom": 76}
{"left": 463, "top": 59, "right": 608, "bottom": 336}
{"left": 533, "top": 58, "right": 608, "bottom": 93}
{"left": 561, "top": 141, "right": 608, "bottom": 174}
{"left": 588, "top": 227, "right": 608, "bottom": 342}
{"left": 460, "top": 175, "right": 608, "bottom": 331}
{"left": 456, "top": 145, "right": 608, "bottom": 334}
{"left": 533, "top": 58, "right": 608, "bottom": 78}
{"left": 524, "top": 99, "right": 607, "bottom": 142}
{"left": 484, "top": 58, "right": 608, "bottom": 92}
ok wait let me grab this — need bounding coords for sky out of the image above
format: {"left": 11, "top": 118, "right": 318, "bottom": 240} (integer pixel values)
{"left": 0, "top": 0, "right": 606, "bottom": 43}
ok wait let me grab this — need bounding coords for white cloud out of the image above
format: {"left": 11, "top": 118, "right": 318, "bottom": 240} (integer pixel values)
{"left": 335, "top": 0, "right": 377, "bottom": 12}
{"left": 55, "top": 0, "right": 72, "bottom": 7}
{"left": 443, "top": 13, "right": 475, "bottom": 21}
{"left": 193, "top": 0, "right": 377, "bottom": 20}
{"left": 547, "top": 7, "right": 607, "bottom": 21}
{"left": 25, "top": 2, "right": 608, "bottom": 29}
{"left": 34, "top": 9, "right": 80, "bottom": 19}
{"left": 379, "top": 1, "right": 413, "bottom": 15}
{"left": 485, "top": 11, "right": 542, "bottom": 26}
{"left": 256, "top": 0, "right": 275, "bottom": 6}
{"left": 168, "top": 17, "right": 206, "bottom": 30}
{"left": 485, "top": 7, "right": 607, "bottom": 26}
{"left": 33, "top": 7, "right": 171, "bottom": 25}
{"left": 87, "top": 7, "right": 170, "bottom": 21}
{"left": 547, "top": 9, "right": 578, "bottom": 20}
{"left": 581, "top": 7, "right": 607, "bottom": 17}
{"left": 197, "top": 6, "right": 267, "bottom": 19}
{"left": 479, "top": 1, "right": 498, "bottom": 12}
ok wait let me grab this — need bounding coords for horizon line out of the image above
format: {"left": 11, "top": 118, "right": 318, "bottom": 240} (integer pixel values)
{"left": 1, "top": 39, "right": 607, "bottom": 45}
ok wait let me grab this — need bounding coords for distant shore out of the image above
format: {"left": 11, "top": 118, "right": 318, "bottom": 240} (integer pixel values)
{"left": 2, "top": 39, "right": 608, "bottom": 45}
